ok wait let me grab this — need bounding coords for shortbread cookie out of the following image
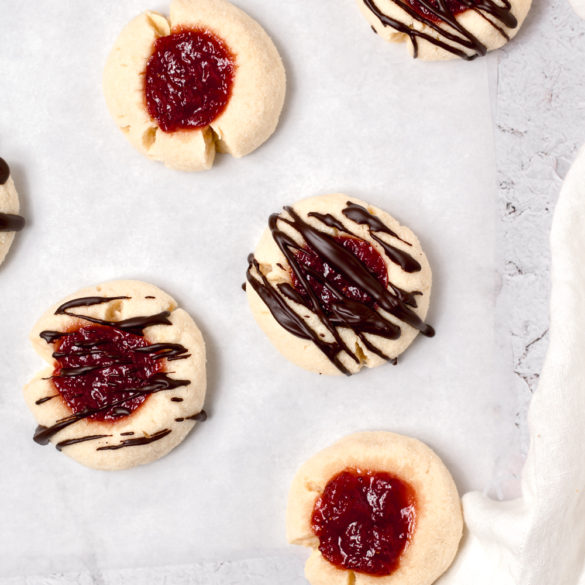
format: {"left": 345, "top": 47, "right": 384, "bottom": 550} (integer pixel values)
{"left": 103, "top": 0, "right": 286, "bottom": 171}
{"left": 358, "top": 0, "right": 532, "bottom": 60}
{"left": 287, "top": 432, "right": 463, "bottom": 585}
{"left": 0, "top": 157, "right": 25, "bottom": 266}
{"left": 246, "top": 194, "right": 433, "bottom": 376}
{"left": 24, "top": 281, "right": 206, "bottom": 470}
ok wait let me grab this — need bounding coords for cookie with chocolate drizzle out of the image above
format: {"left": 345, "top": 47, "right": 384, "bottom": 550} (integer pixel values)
{"left": 246, "top": 194, "right": 433, "bottom": 376}
{"left": 357, "top": 0, "right": 532, "bottom": 60}
{"left": 24, "top": 281, "right": 207, "bottom": 470}
{"left": 0, "top": 157, "right": 25, "bottom": 267}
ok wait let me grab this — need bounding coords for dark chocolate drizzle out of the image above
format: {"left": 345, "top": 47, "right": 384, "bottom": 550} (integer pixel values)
{"left": 40, "top": 330, "right": 70, "bottom": 344}
{"left": 341, "top": 202, "right": 406, "bottom": 242}
{"left": 56, "top": 434, "right": 111, "bottom": 451}
{"left": 0, "top": 158, "right": 9, "bottom": 185}
{"left": 134, "top": 343, "right": 191, "bottom": 361}
{"left": 0, "top": 213, "right": 25, "bottom": 232}
{"left": 0, "top": 157, "right": 26, "bottom": 232}
{"left": 96, "top": 429, "right": 172, "bottom": 451}
{"left": 246, "top": 201, "right": 433, "bottom": 375}
{"left": 51, "top": 296, "right": 173, "bottom": 335}
{"left": 32, "top": 373, "right": 190, "bottom": 446}
{"left": 35, "top": 395, "right": 58, "bottom": 405}
{"left": 34, "top": 295, "right": 195, "bottom": 449}
{"left": 363, "top": 0, "right": 517, "bottom": 60}
{"left": 308, "top": 205, "right": 420, "bottom": 274}
{"left": 175, "top": 410, "right": 207, "bottom": 423}
{"left": 370, "top": 232, "right": 421, "bottom": 273}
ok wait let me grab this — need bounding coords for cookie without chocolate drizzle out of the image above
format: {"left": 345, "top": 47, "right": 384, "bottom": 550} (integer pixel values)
{"left": 103, "top": 0, "right": 286, "bottom": 171}
{"left": 287, "top": 431, "right": 463, "bottom": 585}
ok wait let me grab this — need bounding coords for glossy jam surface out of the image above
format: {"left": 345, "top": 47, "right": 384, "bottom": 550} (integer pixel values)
{"left": 52, "top": 326, "right": 164, "bottom": 422}
{"left": 291, "top": 236, "right": 388, "bottom": 311}
{"left": 407, "top": 0, "right": 470, "bottom": 22}
{"left": 145, "top": 28, "right": 235, "bottom": 133}
{"left": 311, "top": 469, "right": 416, "bottom": 576}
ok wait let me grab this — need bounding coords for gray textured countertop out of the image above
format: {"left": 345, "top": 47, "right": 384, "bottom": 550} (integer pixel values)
{"left": 495, "top": 0, "right": 585, "bottom": 468}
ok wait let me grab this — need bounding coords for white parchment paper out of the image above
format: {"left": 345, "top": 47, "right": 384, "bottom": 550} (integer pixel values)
{"left": 0, "top": 0, "right": 517, "bottom": 579}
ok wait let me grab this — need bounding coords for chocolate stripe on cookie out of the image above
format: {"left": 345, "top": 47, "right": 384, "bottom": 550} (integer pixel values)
{"left": 34, "top": 295, "right": 194, "bottom": 449}
{"left": 325, "top": 201, "right": 422, "bottom": 273}
{"left": 363, "top": 0, "right": 517, "bottom": 60}
{"left": 247, "top": 203, "right": 433, "bottom": 375}
{"left": 96, "top": 429, "right": 172, "bottom": 451}
{"left": 175, "top": 410, "right": 208, "bottom": 423}
{"left": 33, "top": 373, "right": 191, "bottom": 446}
{"left": 0, "top": 158, "right": 26, "bottom": 232}
{"left": 56, "top": 434, "right": 112, "bottom": 451}
{"left": 35, "top": 395, "right": 58, "bottom": 405}
{"left": 135, "top": 343, "right": 192, "bottom": 361}
{"left": 0, "top": 157, "right": 10, "bottom": 185}
{"left": 0, "top": 214, "right": 25, "bottom": 232}
{"left": 51, "top": 295, "right": 174, "bottom": 335}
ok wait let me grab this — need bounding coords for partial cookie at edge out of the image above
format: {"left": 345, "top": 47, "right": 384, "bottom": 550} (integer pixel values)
{"left": 0, "top": 157, "right": 25, "bottom": 267}
{"left": 357, "top": 0, "right": 533, "bottom": 60}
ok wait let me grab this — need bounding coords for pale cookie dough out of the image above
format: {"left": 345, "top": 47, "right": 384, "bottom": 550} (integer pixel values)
{"left": 246, "top": 193, "right": 433, "bottom": 376}
{"left": 0, "top": 157, "right": 25, "bottom": 267}
{"left": 287, "top": 431, "right": 463, "bottom": 585}
{"left": 103, "top": 0, "right": 286, "bottom": 171}
{"left": 24, "top": 280, "right": 207, "bottom": 471}
{"left": 357, "top": 0, "right": 532, "bottom": 60}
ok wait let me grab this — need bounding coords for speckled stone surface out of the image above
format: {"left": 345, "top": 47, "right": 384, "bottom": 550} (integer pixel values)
{"left": 3, "top": 1, "right": 585, "bottom": 584}
{"left": 495, "top": 0, "right": 585, "bottom": 477}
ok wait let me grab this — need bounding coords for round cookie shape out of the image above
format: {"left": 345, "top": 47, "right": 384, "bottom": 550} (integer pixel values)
{"left": 286, "top": 432, "right": 463, "bottom": 585}
{"left": 103, "top": 0, "right": 286, "bottom": 172}
{"left": 0, "top": 157, "right": 25, "bottom": 267}
{"left": 357, "top": 0, "right": 532, "bottom": 60}
{"left": 24, "top": 280, "right": 207, "bottom": 470}
{"left": 245, "top": 193, "right": 433, "bottom": 376}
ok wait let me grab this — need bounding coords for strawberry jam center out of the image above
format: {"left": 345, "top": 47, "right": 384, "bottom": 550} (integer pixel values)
{"left": 311, "top": 469, "right": 416, "bottom": 576}
{"left": 406, "top": 0, "right": 470, "bottom": 22}
{"left": 291, "top": 236, "right": 388, "bottom": 311}
{"left": 145, "top": 27, "right": 235, "bottom": 133}
{"left": 52, "top": 326, "right": 164, "bottom": 422}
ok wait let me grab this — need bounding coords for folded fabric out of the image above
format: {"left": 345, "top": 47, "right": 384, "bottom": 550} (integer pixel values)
{"left": 440, "top": 144, "right": 585, "bottom": 585}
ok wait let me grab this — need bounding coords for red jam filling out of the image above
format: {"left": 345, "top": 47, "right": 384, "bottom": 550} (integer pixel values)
{"left": 145, "top": 27, "right": 235, "bottom": 133}
{"left": 291, "top": 236, "right": 388, "bottom": 311}
{"left": 406, "top": 0, "right": 470, "bottom": 22}
{"left": 311, "top": 469, "right": 416, "bottom": 576}
{"left": 52, "top": 326, "right": 164, "bottom": 422}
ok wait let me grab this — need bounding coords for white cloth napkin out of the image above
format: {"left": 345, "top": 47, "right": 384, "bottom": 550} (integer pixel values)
{"left": 440, "top": 144, "right": 585, "bottom": 585}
